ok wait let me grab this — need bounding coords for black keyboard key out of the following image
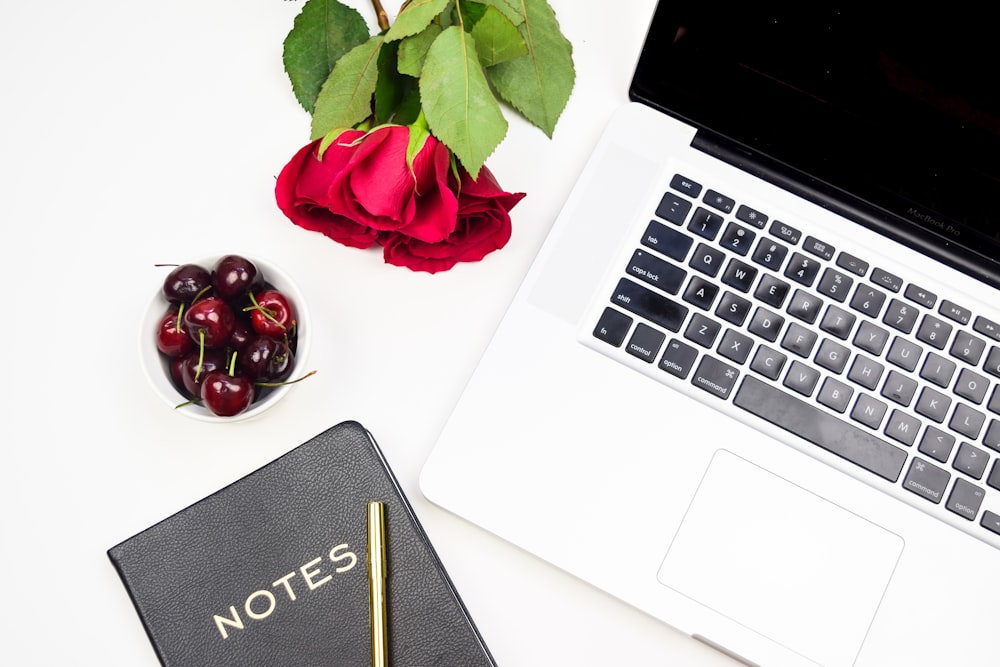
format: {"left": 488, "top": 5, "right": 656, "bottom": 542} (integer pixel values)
{"left": 641, "top": 221, "right": 694, "bottom": 261}
{"left": 781, "top": 322, "right": 818, "bottom": 358}
{"left": 688, "top": 207, "right": 725, "bottom": 240}
{"left": 880, "top": 370, "right": 917, "bottom": 406}
{"left": 816, "top": 268, "right": 853, "bottom": 302}
{"left": 593, "top": 308, "right": 632, "bottom": 347}
{"left": 853, "top": 320, "right": 889, "bottom": 354}
{"left": 754, "top": 274, "right": 790, "bottom": 308}
{"left": 848, "top": 355, "right": 885, "bottom": 391}
{"left": 783, "top": 360, "right": 820, "bottom": 396}
{"left": 820, "top": 305, "right": 857, "bottom": 341}
{"left": 655, "top": 193, "right": 693, "bottom": 225}
{"left": 769, "top": 220, "right": 801, "bottom": 245}
{"left": 721, "top": 258, "right": 757, "bottom": 292}
{"left": 950, "top": 332, "right": 987, "bottom": 365}
{"left": 884, "top": 409, "right": 921, "bottom": 446}
{"left": 689, "top": 243, "right": 726, "bottom": 277}
{"left": 950, "top": 404, "right": 986, "bottom": 440}
{"left": 784, "top": 252, "right": 822, "bottom": 286}
{"left": 751, "top": 238, "right": 789, "bottom": 271}
{"left": 626, "top": 323, "right": 666, "bottom": 364}
{"left": 985, "top": 347, "right": 1000, "bottom": 379}
{"left": 734, "top": 376, "right": 907, "bottom": 482}
{"left": 973, "top": 316, "right": 1000, "bottom": 343}
{"left": 953, "top": 442, "right": 989, "bottom": 480}
{"left": 871, "top": 267, "right": 903, "bottom": 293}
{"left": 803, "top": 236, "right": 835, "bottom": 260}
{"left": 902, "top": 458, "right": 950, "bottom": 504}
{"left": 659, "top": 338, "right": 699, "bottom": 379}
{"left": 749, "top": 345, "right": 787, "bottom": 380}
{"left": 915, "top": 315, "right": 952, "bottom": 350}
{"left": 735, "top": 204, "right": 768, "bottom": 229}
{"left": 886, "top": 336, "right": 922, "bottom": 372}
{"left": 946, "top": 478, "right": 985, "bottom": 520}
{"left": 850, "top": 284, "right": 887, "bottom": 318}
{"left": 682, "top": 275, "right": 719, "bottom": 310}
{"left": 818, "top": 377, "right": 854, "bottom": 413}
{"left": 691, "top": 355, "right": 739, "bottom": 399}
{"left": 920, "top": 352, "right": 957, "bottom": 388}
{"left": 836, "top": 251, "right": 870, "bottom": 277}
{"left": 914, "top": 387, "right": 951, "bottom": 423}
{"left": 748, "top": 307, "right": 785, "bottom": 342}
{"left": 627, "top": 249, "right": 687, "bottom": 295}
{"left": 718, "top": 329, "right": 753, "bottom": 365}
{"left": 684, "top": 313, "right": 722, "bottom": 348}
{"left": 883, "top": 299, "right": 919, "bottom": 334}
{"left": 670, "top": 173, "right": 702, "bottom": 198}
{"left": 989, "top": 460, "right": 1000, "bottom": 490}
{"left": 852, "top": 393, "right": 888, "bottom": 429}
{"left": 715, "top": 291, "right": 752, "bottom": 326}
{"left": 703, "top": 189, "right": 735, "bottom": 214}
{"left": 918, "top": 426, "right": 955, "bottom": 463}
{"left": 815, "top": 338, "right": 851, "bottom": 374}
{"left": 939, "top": 300, "right": 972, "bottom": 325}
{"left": 981, "top": 510, "right": 1000, "bottom": 535}
{"left": 904, "top": 284, "right": 937, "bottom": 309}
{"left": 786, "top": 289, "right": 824, "bottom": 324}
{"left": 719, "top": 222, "right": 756, "bottom": 256}
{"left": 955, "top": 368, "right": 989, "bottom": 404}
{"left": 611, "top": 278, "right": 689, "bottom": 332}
{"left": 985, "top": 420, "right": 1000, "bottom": 451}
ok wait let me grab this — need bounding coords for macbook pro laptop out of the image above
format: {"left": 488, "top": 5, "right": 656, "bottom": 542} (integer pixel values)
{"left": 421, "top": 5, "right": 1000, "bottom": 666}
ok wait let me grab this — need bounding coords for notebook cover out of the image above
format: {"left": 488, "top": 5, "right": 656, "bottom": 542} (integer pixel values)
{"left": 108, "top": 421, "right": 496, "bottom": 667}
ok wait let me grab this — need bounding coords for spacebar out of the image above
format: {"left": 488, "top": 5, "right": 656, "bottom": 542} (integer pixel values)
{"left": 733, "top": 376, "right": 907, "bottom": 482}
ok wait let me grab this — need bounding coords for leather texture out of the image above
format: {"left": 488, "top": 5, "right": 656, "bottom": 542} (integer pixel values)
{"left": 109, "top": 421, "right": 496, "bottom": 667}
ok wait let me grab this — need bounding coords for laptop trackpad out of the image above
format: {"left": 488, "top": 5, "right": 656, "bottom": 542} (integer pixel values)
{"left": 657, "top": 450, "right": 903, "bottom": 667}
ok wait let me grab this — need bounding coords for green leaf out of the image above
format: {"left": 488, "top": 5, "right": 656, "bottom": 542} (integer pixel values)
{"left": 397, "top": 23, "right": 442, "bottom": 77}
{"left": 374, "top": 40, "right": 414, "bottom": 125}
{"left": 384, "top": 0, "right": 451, "bottom": 42}
{"left": 420, "top": 26, "right": 508, "bottom": 176}
{"left": 471, "top": 6, "right": 528, "bottom": 67}
{"left": 282, "top": 0, "right": 371, "bottom": 114}
{"left": 311, "top": 34, "right": 384, "bottom": 140}
{"left": 487, "top": 0, "right": 574, "bottom": 137}
{"left": 480, "top": 0, "right": 524, "bottom": 25}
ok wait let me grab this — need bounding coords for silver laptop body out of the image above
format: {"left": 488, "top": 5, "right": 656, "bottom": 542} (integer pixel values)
{"left": 422, "top": 6, "right": 1000, "bottom": 666}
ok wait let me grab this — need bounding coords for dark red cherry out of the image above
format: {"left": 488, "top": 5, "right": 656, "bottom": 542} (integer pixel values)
{"left": 179, "top": 348, "right": 228, "bottom": 397}
{"left": 201, "top": 371, "right": 255, "bottom": 417}
{"left": 228, "top": 320, "right": 254, "bottom": 351}
{"left": 184, "top": 297, "right": 235, "bottom": 348}
{"left": 249, "top": 290, "right": 295, "bottom": 338}
{"left": 162, "top": 264, "right": 212, "bottom": 304}
{"left": 155, "top": 309, "right": 194, "bottom": 357}
{"left": 240, "top": 336, "right": 294, "bottom": 382}
{"left": 212, "top": 255, "right": 263, "bottom": 302}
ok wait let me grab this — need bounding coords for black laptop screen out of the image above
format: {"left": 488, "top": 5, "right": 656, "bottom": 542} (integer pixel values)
{"left": 630, "top": 5, "right": 1000, "bottom": 285}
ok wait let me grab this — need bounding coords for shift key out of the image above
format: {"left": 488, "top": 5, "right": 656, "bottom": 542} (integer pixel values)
{"left": 611, "top": 278, "right": 689, "bottom": 332}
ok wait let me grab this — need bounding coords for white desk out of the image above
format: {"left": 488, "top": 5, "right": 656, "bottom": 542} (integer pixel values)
{"left": 0, "top": 1, "right": 733, "bottom": 664}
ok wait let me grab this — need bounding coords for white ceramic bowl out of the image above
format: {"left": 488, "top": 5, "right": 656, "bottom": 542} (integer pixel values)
{"left": 140, "top": 254, "right": 311, "bottom": 422}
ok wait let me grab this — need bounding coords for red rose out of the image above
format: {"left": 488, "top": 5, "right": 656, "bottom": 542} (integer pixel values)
{"left": 275, "top": 125, "right": 525, "bottom": 272}
{"left": 276, "top": 126, "right": 459, "bottom": 246}
{"left": 275, "top": 130, "right": 379, "bottom": 249}
{"left": 381, "top": 166, "right": 526, "bottom": 273}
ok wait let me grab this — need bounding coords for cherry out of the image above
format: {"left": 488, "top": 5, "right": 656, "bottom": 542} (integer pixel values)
{"left": 201, "top": 370, "right": 255, "bottom": 417}
{"left": 179, "top": 348, "right": 228, "bottom": 397}
{"left": 228, "top": 320, "right": 254, "bottom": 351}
{"left": 155, "top": 309, "right": 194, "bottom": 357}
{"left": 212, "top": 255, "right": 263, "bottom": 302}
{"left": 240, "top": 335, "right": 294, "bottom": 382}
{"left": 184, "top": 297, "right": 235, "bottom": 348}
{"left": 248, "top": 290, "right": 296, "bottom": 338}
{"left": 162, "top": 264, "right": 212, "bottom": 304}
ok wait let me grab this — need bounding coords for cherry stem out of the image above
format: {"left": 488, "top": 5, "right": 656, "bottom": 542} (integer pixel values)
{"left": 255, "top": 370, "right": 317, "bottom": 388}
{"left": 227, "top": 351, "right": 238, "bottom": 377}
{"left": 194, "top": 329, "right": 206, "bottom": 382}
{"left": 371, "top": 0, "right": 389, "bottom": 31}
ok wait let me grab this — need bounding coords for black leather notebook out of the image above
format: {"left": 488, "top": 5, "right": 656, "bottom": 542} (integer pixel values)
{"left": 108, "top": 421, "right": 496, "bottom": 667}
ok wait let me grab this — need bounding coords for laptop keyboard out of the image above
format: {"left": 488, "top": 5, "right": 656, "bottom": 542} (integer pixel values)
{"left": 590, "top": 172, "right": 1000, "bottom": 546}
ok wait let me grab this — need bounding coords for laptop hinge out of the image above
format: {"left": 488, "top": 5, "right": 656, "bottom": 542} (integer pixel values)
{"left": 691, "top": 130, "right": 1000, "bottom": 292}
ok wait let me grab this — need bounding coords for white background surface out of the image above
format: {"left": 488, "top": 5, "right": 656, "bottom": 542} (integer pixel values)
{"left": 1, "top": 1, "right": 733, "bottom": 664}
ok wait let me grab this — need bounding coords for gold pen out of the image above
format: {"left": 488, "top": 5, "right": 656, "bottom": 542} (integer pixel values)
{"left": 367, "top": 501, "right": 389, "bottom": 667}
